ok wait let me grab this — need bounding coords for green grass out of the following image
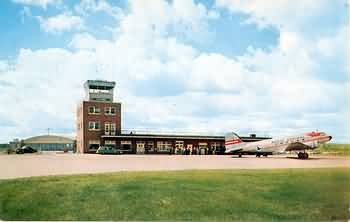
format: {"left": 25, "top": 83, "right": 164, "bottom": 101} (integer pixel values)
{"left": 315, "top": 143, "right": 350, "bottom": 156}
{"left": 0, "top": 169, "right": 349, "bottom": 221}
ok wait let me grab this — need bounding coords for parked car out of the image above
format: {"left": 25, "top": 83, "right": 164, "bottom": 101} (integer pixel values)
{"left": 16, "top": 146, "right": 37, "bottom": 154}
{"left": 96, "top": 146, "right": 120, "bottom": 155}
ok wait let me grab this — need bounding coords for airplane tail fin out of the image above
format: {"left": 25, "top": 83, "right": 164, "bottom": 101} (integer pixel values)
{"left": 225, "top": 132, "right": 245, "bottom": 153}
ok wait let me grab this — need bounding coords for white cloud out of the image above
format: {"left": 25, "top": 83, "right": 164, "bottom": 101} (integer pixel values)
{"left": 1, "top": 0, "right": 348, "bottom": 143}
{"left": 12, "top": 0, "right": 61, "bottom": 9}
{"left": 0, "top": 61, "right": 9, "bottom": 72}
{"left": 215, "top": 0, "right": 346, "bottom": 34}
{"left": 115, "top": 0, "right": 218, "bottom": 44}
{"left": 37, "top": 13, "right": 84, "bottom": 34}
{"left": 74, "top": 0, "right": 124, "bottom": 19}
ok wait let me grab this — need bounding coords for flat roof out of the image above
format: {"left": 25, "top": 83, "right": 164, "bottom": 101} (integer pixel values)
{"left": 102, "top": 134, "right": 270, "bottom": 141}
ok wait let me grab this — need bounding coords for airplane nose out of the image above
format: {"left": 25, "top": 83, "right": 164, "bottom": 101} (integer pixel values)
{"left": 329, "top": 136, "right": 332, "bottom": 141}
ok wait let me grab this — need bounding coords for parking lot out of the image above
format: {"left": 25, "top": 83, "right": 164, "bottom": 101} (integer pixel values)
{"left": 1, "top": 153, "right": 349, "bottom": 179}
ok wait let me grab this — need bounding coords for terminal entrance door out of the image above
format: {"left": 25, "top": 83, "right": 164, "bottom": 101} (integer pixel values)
{"left": 136, "top": 142, "right": 145, "bottom": 154}
{"left": 199, "top": 142, "right": 208, "bottom": 155}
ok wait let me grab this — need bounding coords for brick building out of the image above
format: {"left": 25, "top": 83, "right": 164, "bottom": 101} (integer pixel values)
{"left": 76, "top": 80, "right": 121, "bottom": 153}
{"left": 77, "top": 80, "right": 269, "bottom": 154}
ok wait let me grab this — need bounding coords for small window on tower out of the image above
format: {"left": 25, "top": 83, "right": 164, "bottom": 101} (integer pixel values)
{"left": 89, "top": 106, "right": 100, "bottom": 114}
{"left": 105, "top": 122, "right": 110, "bottom": 135}
{"left": 105, "top": 107, "right": 116, "bottom": 115}
{"left": 95, "top": 121, "right": 100, "bottom": 129}
{"left": 110, "top": 123, "right": 116, "bottom": 135}
{"left": 88, "top": 121, "right": 100, "bottom": 130}
{"left": 88, "top": 122, "right": 94, "bottom": 129}
{"left": 111, "top": 107, "right": 116, "bottom": 114}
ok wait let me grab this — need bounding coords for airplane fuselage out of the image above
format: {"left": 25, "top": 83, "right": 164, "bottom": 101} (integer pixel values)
{"left": 225, "top": 131, "right": 332, "bottom": 159}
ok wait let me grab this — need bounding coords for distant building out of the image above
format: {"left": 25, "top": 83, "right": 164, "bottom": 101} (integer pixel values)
{"left": 11, "top": 135, "right": 75, "bottom": 151}
{"left": 76, "top": 80, "right": 269, "bottom": 154}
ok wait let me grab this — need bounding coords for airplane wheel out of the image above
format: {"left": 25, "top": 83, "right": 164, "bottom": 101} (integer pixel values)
{"left": 298, "top": 152, "right": 303, "bottom": 159}
{"left": 238, "top": 154, "right": 242, "bottom": 158}
{"left": 298, "top": 152, "right": 309, "bottom": 159}
{"left": 256, "top": 154, "right": 261, "bottom": 158}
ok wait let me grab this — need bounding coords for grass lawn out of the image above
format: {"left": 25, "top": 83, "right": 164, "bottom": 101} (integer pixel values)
{"left": 315, "top": 143, "right": 350, "bottom": 156}
{"left": 0, "top": 168, "right": 349, "bottom": 221}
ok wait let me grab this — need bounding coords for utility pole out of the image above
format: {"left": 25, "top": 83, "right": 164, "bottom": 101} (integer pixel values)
{"left": 47, "top": 128, "right": 50, "bottom": 135}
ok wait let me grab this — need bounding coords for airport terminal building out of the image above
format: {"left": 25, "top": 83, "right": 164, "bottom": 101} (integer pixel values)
{"left": 76, "top": 80, "right": 268, "bottom": 154}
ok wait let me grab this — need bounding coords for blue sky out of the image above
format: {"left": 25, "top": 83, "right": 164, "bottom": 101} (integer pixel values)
{"left": 0, "top": 0, "right": 348, "bottom": 143}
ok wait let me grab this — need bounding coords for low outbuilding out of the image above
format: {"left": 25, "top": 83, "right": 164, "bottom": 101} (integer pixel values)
{"left": 19, "top": 135, "right": 75, "bottom": 151}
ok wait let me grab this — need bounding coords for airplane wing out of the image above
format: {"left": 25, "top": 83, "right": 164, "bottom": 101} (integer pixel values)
{"left": 285, "top": 142, "right": 313, "bottom": 151}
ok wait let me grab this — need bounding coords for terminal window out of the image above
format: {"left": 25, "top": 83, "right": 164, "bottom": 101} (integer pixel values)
{"left": 88, "top": 140, "right": 100, "bottom": 150}
{"left": 157, "top": 141, "right": 172, "bottom": 152}
{"left": 121, "top": 141, "right": 132, "bottom": 150}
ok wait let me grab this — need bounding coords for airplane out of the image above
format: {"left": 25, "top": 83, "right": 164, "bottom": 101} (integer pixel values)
{"left": 225, "top": 131, "right": 332, "bottom": 159}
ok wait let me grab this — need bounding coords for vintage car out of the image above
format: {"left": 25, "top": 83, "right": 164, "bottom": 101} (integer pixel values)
{"left": 16, "top": 146, "right": 38, "bottom": 154}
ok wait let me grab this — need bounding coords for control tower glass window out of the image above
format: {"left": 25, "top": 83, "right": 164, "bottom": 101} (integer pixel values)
{"left": 84, "top": 80, "right": 116, "bottom": 102}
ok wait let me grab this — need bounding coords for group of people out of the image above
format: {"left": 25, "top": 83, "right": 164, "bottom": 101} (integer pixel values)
{"left": 174, "top": 147, "right": 217, "bottom": 155}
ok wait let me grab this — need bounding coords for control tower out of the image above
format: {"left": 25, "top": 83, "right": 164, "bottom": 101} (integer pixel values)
{"left": 84, "top": 80, "right": 116, "bottom": 102}
{"left": 76, "top": 80, "right": 121, "bottom": 153}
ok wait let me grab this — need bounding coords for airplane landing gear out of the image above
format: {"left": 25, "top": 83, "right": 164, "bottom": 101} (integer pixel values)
{"left": 256, "top": 154, "right": 261, "bottom": 158}
{"left": 238, "top": 153, "right": 242, "bottom": 158}
{"left": 298, "top": 152, "right": 309, "bottom": 159}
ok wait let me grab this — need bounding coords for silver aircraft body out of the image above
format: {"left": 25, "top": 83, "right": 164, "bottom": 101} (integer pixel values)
{"left": 225, "top": 131, "right": 332, "bottom": 159}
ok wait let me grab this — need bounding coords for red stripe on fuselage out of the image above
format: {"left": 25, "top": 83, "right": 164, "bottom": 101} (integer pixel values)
{"left": 225, "top": 139, "right": 242, "bottom": 145}
{"left": 306, "top": 132, "right": 321, "bottom": 137}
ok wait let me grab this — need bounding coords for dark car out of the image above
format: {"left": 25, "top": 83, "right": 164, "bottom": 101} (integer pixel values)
{"left": 16, "top": 146, "right": 37, "bottom": 154}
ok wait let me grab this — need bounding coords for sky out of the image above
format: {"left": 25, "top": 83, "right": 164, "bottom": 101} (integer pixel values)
{"left": 0, "top": 0, "right": 349, "bottom": 143}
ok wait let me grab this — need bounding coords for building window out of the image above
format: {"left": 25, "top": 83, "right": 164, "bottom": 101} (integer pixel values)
{"left": 157, "top": 141, "right": 172, "bottom": 152}
{"left": 147, "top": 141, "right": 154, "bottom": 151}
{"left": 88, "top": 140, "right": 100, "bottom": 150}
{"left": 211, "top": 142, "right": 221, "bottom": 149}
{"left": 88, "top": 106, "right": 101, "bottom": 114}
{"left": 175, "top": 141, "right": 184, "bottom": 149}
{"left": 105, "top": 140, "right": 116, "bottom": 148}
{"left": 175, "top": 141, "right": 184, "bottom": 154}
{"left": 105, "top": 122, "right": 110, "bottom": 135}
{"left": 121, "top": 141, "right": 132, "bottom": 150}
{"left": 88, "top": 121, "right": 100, "bottom": 130}
{"left": 110, "top": 123, "right": 116, "bottom": 135}
{"left": 105, "top": 107, "right": 116, "bottom": 115}
{"left": 198, "top": 142, "right": 208, "bottom": 148}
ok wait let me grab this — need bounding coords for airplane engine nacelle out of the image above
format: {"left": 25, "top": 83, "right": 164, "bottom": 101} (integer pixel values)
{"left": 256, "top": 146, "right": 263, "bottom": 152}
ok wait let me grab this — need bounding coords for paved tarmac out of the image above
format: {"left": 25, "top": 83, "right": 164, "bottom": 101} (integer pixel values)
{"left": 1, "top": 153, "right": 349, "bottom": 179}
